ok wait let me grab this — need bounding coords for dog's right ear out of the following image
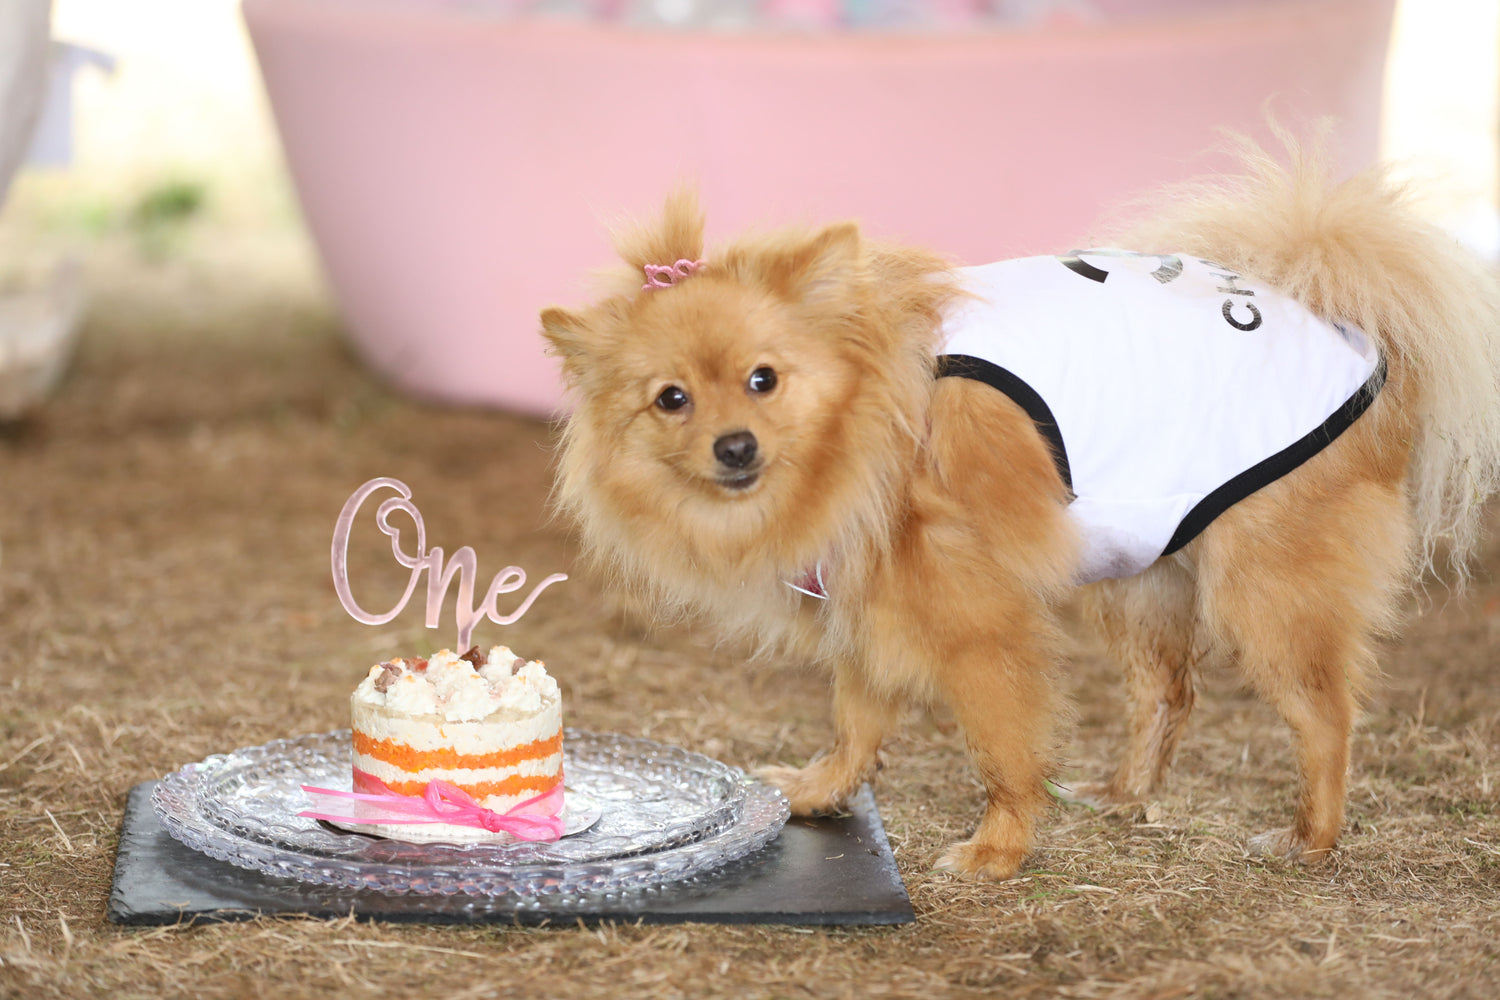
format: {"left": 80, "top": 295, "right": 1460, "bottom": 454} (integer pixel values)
{"left": 541, "top": 301, "right": 633, "bottom": 386}
{"left": 540, "top": 306, "right": 593, "bottom": 363}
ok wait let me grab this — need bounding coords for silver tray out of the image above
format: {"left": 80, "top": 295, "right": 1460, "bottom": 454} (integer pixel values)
{"left": 151, "top": 729, "right": 788, "bottom": 897}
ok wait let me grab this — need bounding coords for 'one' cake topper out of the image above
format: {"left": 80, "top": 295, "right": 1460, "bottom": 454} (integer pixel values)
{"left": 330, "top": 477, "right": 567, "bottom": 650}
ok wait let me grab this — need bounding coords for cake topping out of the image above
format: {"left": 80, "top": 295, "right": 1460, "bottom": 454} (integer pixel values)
{"left": 354, "top": 646, "right": 557, "bottom": 722}
{"left": 459, "top": 645, "right": 485, "bottom": 671}
{"left": 372, "top": 660, "right": 402, "bottom": 693}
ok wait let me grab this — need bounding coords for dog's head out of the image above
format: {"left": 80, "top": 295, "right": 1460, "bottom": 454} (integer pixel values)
{"left": 542, "top": 191, "right": 951, "bottom": 578}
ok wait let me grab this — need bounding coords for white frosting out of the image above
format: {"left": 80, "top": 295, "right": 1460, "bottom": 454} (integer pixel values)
{"left": 350, "top": 695, "right": 562, "bottom": 756}
{"left": 354, "top": 751, "right": 563, "bottom": 791}
{"left": 352, "top": 646, "right": 560, "bottom": 723}
{"left": 381, "top": 671, "right": 439, "bottom": 716}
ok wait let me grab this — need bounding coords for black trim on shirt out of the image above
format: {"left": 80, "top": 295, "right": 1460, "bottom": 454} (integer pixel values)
{"left": 1161, "top": 355, "right": 1388, "bottom": 555}
{"left": 936, "top": 353, "right": 1073, "bottom": 493}
{"left": 936, "top": 351, "right": 1388, "bottom": 562}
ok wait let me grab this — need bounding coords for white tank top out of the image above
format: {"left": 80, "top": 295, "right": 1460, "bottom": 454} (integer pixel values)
{"left": 938, "top": 251, "right": 1385, "bottom": 583}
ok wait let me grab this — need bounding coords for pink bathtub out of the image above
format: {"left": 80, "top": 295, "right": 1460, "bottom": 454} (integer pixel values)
{"left": 242, "top": 0, "right": 1396, "bottom": 416}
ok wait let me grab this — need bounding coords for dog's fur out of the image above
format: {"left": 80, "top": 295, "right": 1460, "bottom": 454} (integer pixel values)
{"left": 541, "top": 137, "right": 1500, "bottom": 878}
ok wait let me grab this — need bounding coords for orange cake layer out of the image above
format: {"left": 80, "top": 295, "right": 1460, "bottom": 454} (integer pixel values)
{"left": 352, "top": 728, "right": 562, "bottom": 774}
{"left": 354, "top": 766, "right": 563, "bottom": 800}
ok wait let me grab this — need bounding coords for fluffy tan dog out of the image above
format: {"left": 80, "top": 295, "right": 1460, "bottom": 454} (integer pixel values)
{"left": 541, "top": 138, "right": 1500, "bottom": 879}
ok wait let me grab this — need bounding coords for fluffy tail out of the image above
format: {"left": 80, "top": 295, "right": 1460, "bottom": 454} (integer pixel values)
{"left": 1121, "top": 128, "right": 1500, "bottom": 583}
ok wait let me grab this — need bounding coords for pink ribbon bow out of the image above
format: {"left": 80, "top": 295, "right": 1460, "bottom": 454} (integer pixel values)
{"left": 642, "top": 258, "right": 705, "bottom": 291}
{"left": 299, "top": 770, "right": 565, "bottom": 842}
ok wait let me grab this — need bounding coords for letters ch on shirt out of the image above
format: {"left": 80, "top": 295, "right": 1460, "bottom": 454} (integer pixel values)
{"left": 1057, "top": 249, "right": 1263, "bottom": 332}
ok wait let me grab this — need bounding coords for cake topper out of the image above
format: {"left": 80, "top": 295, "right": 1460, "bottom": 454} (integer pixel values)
{"left": 331, "top": 477, "right": 567, "bottom": 650}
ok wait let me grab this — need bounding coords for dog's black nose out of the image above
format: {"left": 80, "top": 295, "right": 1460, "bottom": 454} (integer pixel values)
{"left": 713, "top": 430, "right": 758, "bottom": 469}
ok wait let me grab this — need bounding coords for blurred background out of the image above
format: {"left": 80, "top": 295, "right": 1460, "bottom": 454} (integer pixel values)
{"left": 1, "top": 0, "right": 1496, "bottom": 421}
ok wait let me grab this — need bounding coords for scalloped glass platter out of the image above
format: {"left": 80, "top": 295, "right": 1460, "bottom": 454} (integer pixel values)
{"left": 151, "top": 729, "right": 789, "bottom": 897}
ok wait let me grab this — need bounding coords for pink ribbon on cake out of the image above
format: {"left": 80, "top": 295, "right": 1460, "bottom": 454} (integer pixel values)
{"left": 299, "top": 770, "right": 565, "bottom": 842}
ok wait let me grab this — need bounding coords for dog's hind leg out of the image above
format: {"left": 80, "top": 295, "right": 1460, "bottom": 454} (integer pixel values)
{"left": 1072, "top": 561, "right": 1206, "bottom": 805}
{"left": 1208, "top": 596, "right": 1360, "bottom": 863}
{"left": 1195, "top": 475, "right": 1409, "bottom": 864}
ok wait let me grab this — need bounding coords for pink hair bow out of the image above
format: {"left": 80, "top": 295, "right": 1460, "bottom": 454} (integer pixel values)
{"left": 642, "top": 258, "right": 706, "bottom": 291}
{"left": 299, "top": 770, "right": 565, "bottom": 842}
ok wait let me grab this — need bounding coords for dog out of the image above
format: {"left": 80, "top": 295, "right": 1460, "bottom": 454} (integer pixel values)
{"left": 540, "top": 136, "right": 1500, "bottom": 879}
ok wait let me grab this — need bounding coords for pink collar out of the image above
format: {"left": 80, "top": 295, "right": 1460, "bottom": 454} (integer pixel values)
{"left": 786, "top": 560, "right": 828, "bottom": 600}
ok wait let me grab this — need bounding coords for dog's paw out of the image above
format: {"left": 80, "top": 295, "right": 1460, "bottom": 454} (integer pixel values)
{"left": 754, "top": 764, "right": 853, "bottom": 816}
{"left": 933, "top": 839, "right": 1025, "bottom": 881}
{"left": 1052, "top": 779, "right": 1131, "bottom": 808}
{"left": 1246, "top": 828, "right": 1336, "bottom": 864}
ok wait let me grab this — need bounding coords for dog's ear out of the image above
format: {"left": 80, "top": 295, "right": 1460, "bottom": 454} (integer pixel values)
{"left": 611, "top": 187, "right": 706, "bottom": 275}
{"left": 768, "top": 222, "right": 864, "bottom": 309}
{"left": 540, "top": 306, "right": 594, "bottom": 363}
{"left": 542, "top": 300, "right": 633, "bottom": 382}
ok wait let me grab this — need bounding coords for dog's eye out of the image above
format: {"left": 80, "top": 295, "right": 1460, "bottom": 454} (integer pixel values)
{"left": 655, "top": 385, "right": 690, "bottom": 411}
{"left": 747, "top": 367, "right": 777, "bottom": 394}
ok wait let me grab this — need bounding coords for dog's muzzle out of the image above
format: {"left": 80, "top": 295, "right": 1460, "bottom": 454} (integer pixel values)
{"left": 713, "top": 430, "right": 761, "bottom": 489}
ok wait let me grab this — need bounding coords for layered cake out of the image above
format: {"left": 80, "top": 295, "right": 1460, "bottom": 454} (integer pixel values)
{"left": 348, "top": 645, "right": 564, "bottom": 839}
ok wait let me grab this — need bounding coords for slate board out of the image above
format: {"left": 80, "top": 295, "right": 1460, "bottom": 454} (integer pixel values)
{"left": 108, "top": 780, "right": 912, "bottom": 927}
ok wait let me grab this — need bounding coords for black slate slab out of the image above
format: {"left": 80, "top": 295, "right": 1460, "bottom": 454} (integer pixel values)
{"left": 108, "top": 780, "right": 912, "bottom": 927}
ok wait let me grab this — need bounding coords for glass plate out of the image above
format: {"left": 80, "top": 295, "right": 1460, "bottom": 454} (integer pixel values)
{"left": 152, "top": 729, "right": 789, "bottom": 896}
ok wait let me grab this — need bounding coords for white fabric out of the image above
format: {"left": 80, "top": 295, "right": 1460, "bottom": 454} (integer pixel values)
{"left": 0, "top": 0, "right": 52, "bottom": 207}
{"left": 941, "top": 251, "right": 1382, "bottom": 583}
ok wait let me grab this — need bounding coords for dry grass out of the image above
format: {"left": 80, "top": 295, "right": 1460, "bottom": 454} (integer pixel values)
{"left": 1, "top": 220, "right": 1497, "bottom": 999}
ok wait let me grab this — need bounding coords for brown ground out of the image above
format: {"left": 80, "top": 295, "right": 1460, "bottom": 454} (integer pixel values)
{"left": 1, "top": 219, "right": 1497, "bottom": 999}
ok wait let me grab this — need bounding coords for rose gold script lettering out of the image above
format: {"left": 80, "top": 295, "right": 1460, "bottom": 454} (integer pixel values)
{"left": 330, "top": 477, "right": 567, "bottom": 649}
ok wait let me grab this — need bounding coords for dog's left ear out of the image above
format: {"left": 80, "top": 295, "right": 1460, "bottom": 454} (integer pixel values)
{"left": 771, "top": 222, "right": 864, "bottom": 310}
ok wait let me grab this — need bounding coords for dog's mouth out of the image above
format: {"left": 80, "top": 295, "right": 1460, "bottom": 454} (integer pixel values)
{"left": 715, "top": 465, "right": 763, "bottom": 493}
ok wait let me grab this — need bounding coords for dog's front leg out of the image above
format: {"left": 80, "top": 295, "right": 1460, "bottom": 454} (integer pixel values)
{"left": 930, "top": 638, "right": 1056, "bottom": 881}
{"left": 757, "top": 660, "right": 899, "bottom": 815}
